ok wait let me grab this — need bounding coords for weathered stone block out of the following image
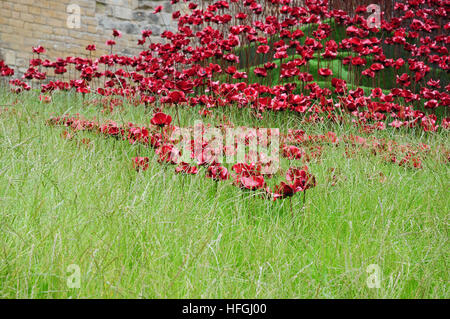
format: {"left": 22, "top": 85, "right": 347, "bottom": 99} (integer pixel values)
{"left": 113, "top": 6, "right": 133, "bottom": 20}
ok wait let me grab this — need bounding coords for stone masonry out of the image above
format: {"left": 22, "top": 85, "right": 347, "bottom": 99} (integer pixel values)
{"left": 0, "top": 0, "right": 183, "bottom": 74}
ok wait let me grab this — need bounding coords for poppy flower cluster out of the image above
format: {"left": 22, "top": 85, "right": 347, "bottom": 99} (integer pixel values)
{"left": 1, "top": 0, "right": 447, "bottom": 135}
{"left": 46, "top": 109, "right": 448, "bottom": 211}
{"left": 47, "top": 113, "right": 319, "bottom": 202}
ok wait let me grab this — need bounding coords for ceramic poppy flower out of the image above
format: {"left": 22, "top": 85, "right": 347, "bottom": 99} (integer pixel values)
{"left": 225, "top": 66, "right": 237, "bottom": 74}
{"left": 282, "top": 145, "right": 305, "bottom": 160}
{"left": 370, "top": 63, "right": 384, "bottom": 71}
{"left": 168, "top": 90, "right": 187, "bottom": 104}
{"left": 153, "top": 5, "right": 163, "bottom": 14}
{"left": 172, "top": 10, "right": 180, "bottom": 19}
{"left": 318, "top": 68, "right": 332, "bottom": 77}
{"left": 232, "top": 163, "right": 262, "bottom": 177}
{"left": 237, "top": 175, "right": 266, "bottom": 191}
{"left": 351, "top": 57, "right": 366, "bottom": 66}
{"left": 32, "top": 46, "right": 45, "bottom": 54}
{"left": 274, "top": 50, "right": 288, "bottom": 59}
{"left": 133, "top": 156, "right": 149, "bottom": 171}
{"left": 396, "top": 73, "right": 411, "bottom": 87}
{"left": 424, "top": 99, "right": 438, "bottom": 109}
{"left": 286, "top": 167, "right": 316, "bottom": 191}
{"left": 156, "top": 144, "right": 180, "bottom": 164}
{"left": 128, "top": 126, "right": 149, "bottom": 144}
{"left": 427, "top": 79, "right": 440, "bottom": 88}
{"left": 206, "top": 164, "right": 229, "bottom": 181}
{"left": 141, "top": 30, "right": 152, "bottom": 38}
{"left": 264, "top": 62, "right": 277, "bottom": 70}
{"left": 112, "top": 29, "right": 122, "bottom": 38}
{"left": 390, "top": 120, "right": 404, "bottom": 129}
{"left": 256, "top": 45, "right": 270, "bottom": 54}
{"left": 175, "top": 162, "right": 198, "bottom": 174}
{"left": 176, "top": 81, "right": 194, "bottom": 93}
{"left": 254, "top": 67, "right": 267, "bottom": 77}
{"left": 272, "top": 182, "right": 297, "bottom": 199}
{"left": 151, "top": 112, "right": 172, "bottom": 127}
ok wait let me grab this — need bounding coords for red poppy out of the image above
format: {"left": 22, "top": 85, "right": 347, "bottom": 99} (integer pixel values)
{"left": 396, "top": 73, "right": 411, "bottom": 87}
{"left": 151, "top": 112, "right": 172, "bottom": 127}
{"left": 153, "top": 5, "right": 163, "bottom": 14}
{"left": 254, "top": 67, "right": 267, "bottom": 77}
{"left": 318, "top": 68, "right": 332, "bottom": 77}
{"left": 286, "top": 167, "right": 316, "bottom": 191}
{"left": 424, "top": 99, "right": 438, "bottom": 109}
{"left": 225, "top": 66, "right": 237, "bottom": 74}
{"left": 133, "top": 157, "right": 149, "bottom": 171}
{"left": 237, "top": 175, "right": 265, "bottom": 191}
{"left": 264, "top": 62, "right": 277, "bottom": 70}
{"left": 351, "top": 57, "right": 366, "bottom": 66}
{"left": 32, "top": 46, "right": 45, "bottom": 54}
{"left": 175, "top": 162, "right": 198, "bottom": 174}
{"left": 232, "top": 163, "right": 262, "bottom": 177}
{"left": 168, "top": 90, "right": 187, "bottom": 104}
{"left": 272, "top": 182, "right": 297, "bottom": 199}
{"left": 236, "top": 13, "right": 247, "bottom": 20}
{"left": 256, "top": 45, "right": 270, "bottom": 54}
{"left": 176, "top": 81, "right": 194, "bottom": 93}
{"left": 206, "top": 164, "right": 229, "bottom": 181}
{"left": 282, "top": 145, "right": 305, "bottom": 160}
{"left": 156, "top": 144, "right": 179, "bottom": 164}
{"left": 112, "top": 29, "right": 122, "bottom": 38}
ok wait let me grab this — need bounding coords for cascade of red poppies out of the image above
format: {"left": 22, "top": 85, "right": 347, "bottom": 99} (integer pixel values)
{"left": 1, "top": 0, "right": 449, "bottom": 132}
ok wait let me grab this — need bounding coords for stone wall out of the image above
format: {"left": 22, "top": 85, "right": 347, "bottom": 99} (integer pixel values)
{"left": 0, "top": 0, "right": 181, "bottom": 74}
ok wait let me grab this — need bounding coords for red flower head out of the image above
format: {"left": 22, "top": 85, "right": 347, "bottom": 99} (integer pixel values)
{"left": 175, "top": 162, "right": 198, "bottom": 175}
{"left": 237, "top": 175, "right": 266, "bottom": 191}
{"left": 424, "top": 99, "right": 438, "bottom": 109}
{"left": 282, "top": 145, "right": 305, "bottom": 160}
{"left": 153, "top": 5, "right": 163, "bottom": 14}
{"left": 133, "top": 157, "right": 149, "bottom": 171}
{"left": 32, "top": 46, "right": 45, "bottom": 54}
{"left": 156, "top": 144, "right": 179, "bottom": 164}
{"left": 168, "top": 90, "right": 187, "bottom": 104}
{"left": 286, "top": 167, "right": 316, "bottom": 192}
{"left": 225, "top": 66, "right": 237, "bottom": 74}
{"left": 396, "top": 73, "right": 411, "bottom": 87}
{"left": 318, "top": 68, "right": 332, "bottom": 77}
{"left": 206, "top": 164, "right": 229, "bottom": 181}
{"left": 264, "top": 62, "right": 277, "bottom": 70}
{"left": 176, "top": 81, "right": 194, "bottom": 93}
{"left": 232, "top": 163, "right": 262, "bottom": 177}
{"left": 256, "top": 45, "right": 270, "bottom": 54}
{"left": 254, "top": 67, "right": 267, "bottom": 77}
{"left": 112, "top": 29, "right": 122, "bottom": 38}
{"left": 142, "top": 30, "right": 152, "bottom": 38}
{"left": 151, "top": 112, "right": 172, "bottom": 127}
{"left": 272, "top": 182, "right": 297, "bottom": 199}
{"left": 172, "top": 11, "right": 180, "bottom": 19}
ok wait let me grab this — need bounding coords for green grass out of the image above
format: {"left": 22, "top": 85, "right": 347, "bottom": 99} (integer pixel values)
{"left": 0, "top": 89, "right": 448, "bottom": 298}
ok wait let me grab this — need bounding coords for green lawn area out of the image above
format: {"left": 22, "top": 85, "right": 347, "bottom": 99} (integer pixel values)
{"left": 0, "top": 89, "right": 448, "bottom": 298}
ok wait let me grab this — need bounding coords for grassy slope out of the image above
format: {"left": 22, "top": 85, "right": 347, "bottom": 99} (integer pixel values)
{"left": 0, "top": 89, "right": 448, "bottom": 298}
